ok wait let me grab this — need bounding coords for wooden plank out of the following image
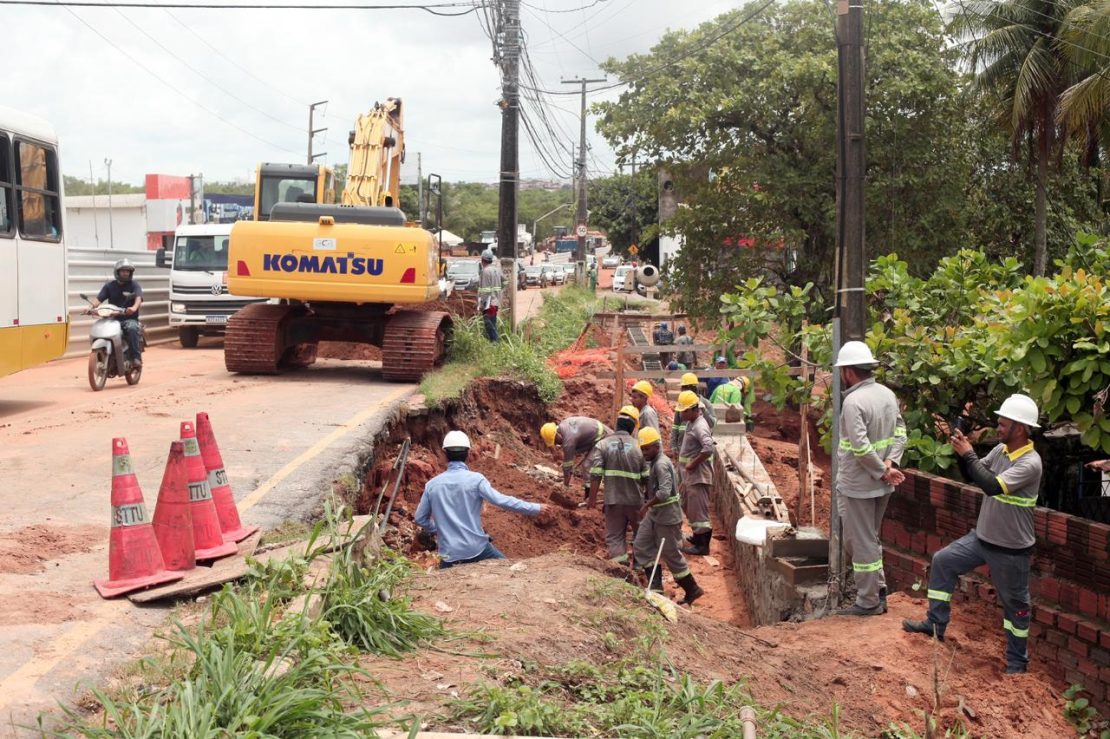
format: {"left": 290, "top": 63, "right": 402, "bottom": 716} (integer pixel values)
{"left": 612, "top": 344, "right": 625, "bottom": 424}
{"left": 598, "top": 368, "right": 803, "bottom": 380}
{"left": 615, "top": 343, "right": 721, "bottom": 354}
{"left": 593, "top": 312, "right": 689, "bottom": 321}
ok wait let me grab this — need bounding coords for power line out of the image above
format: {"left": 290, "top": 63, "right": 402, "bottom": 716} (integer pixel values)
{"left": 5, "top": 0, "right": 482, "bottom": 11}
{"left": 521, "top": 0, "right": 603, "bottom": 13}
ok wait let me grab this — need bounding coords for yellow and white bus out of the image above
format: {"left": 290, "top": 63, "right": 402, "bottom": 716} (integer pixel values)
{"left": 0, "top": 106, "right": 68, "bottom": 378}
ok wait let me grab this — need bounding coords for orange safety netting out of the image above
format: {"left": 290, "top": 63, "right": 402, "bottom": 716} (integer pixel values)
{"left": 549, "top": 347, "right": 614, "bottom": 379}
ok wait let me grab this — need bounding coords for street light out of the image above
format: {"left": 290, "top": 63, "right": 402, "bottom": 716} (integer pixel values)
{"left": 532, "top": 203, "right": 573, "bottom": 255}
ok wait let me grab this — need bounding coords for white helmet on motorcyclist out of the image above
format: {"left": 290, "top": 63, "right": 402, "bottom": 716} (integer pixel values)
{"left": 113, "top": 259, "right": 135, "bottom": 282}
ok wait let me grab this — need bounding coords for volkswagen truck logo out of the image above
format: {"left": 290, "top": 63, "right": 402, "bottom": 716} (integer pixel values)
{"left": 210, "top": 284, "right": 224, "bottom": 296}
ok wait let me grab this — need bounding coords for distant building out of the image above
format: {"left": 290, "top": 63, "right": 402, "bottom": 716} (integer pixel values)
{"left": 65, "top": 174, "right": 197, "bottom": 251}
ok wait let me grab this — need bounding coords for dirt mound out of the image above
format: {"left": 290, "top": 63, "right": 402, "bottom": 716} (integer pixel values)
{"left": 0, "top": 591, "right": 88, "bottom": 625}
{"left": 358, "top": 554, "right": 1072, "bottom": 738}
{"left": 0, "top": 524, "right": 103, "bottom": 575}
{"left": 317, "top": 342, "right": 382, "bottom": 361}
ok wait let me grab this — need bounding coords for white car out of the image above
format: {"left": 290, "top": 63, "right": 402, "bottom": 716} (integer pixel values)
{"left": 612, "top": 265, "right": 634, "bottom": 292}
{"left": 541, "top": 264, "right": 564, "bottom": 285}
{"left": 602, "top": 255, "right": 621, "bottom": 268}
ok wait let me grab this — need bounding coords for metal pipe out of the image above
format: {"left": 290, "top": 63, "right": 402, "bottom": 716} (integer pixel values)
{"left": 740, "top": 705, "right": 758, "bottom": 739}
{"left": 379, "top": 438, "right": 411, "bottom": 532}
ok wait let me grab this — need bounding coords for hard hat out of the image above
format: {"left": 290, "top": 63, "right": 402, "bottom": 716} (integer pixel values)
{"left": 631, "top": 380, "right": 653, "bottom": 398}
{"left": 676, "top": 390, "right": 700, "bottom": 412}
{"left": 442, "top": 430, "right": 471, "bottom": 449}
{"left": 995, "top": 393, "right": 1041, "bottom": 429}
{"left": 736, "top": 375, "right": 751, "bottom": 391}
{"left": 481, "top": 249, "right": 494, "bottom": 263}
{"left": 659, "top": 322, "right": 668, "bottom": 330}
{"left": 834, "top": 340, "right": 878, "bottom": 368}
{"left": 638, "top": 427, "right": 662, "bottom": 448}
{"left": 680, "top": 372, "right": 699, "bottom": 388}
{"left": 540, "top": 422, "right": 557, "bottom": 448}
{"left": 618, "top": 405, "right": 640, "bottom": 423}
{"left": 113, "top": 258, "right": 135, "bottom": 280}
{"left": 715, "top": 355, "right": 727, "bottom": 365}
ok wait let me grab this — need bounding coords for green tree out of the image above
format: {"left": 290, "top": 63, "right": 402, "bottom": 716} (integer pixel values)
{"left": 587, "top": 172, "right": 658, "bottom": 254}
{"left": 63, "top": 175, "right": 142, "bottom": 196}
{"left": 595, "top": 0, "right": 976, "bottom": 319}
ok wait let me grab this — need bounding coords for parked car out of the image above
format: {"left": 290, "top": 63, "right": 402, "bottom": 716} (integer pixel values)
{"left": 523, "top": 265, "right": 545, "bottom": 287}
{"left": 560, "top": 264, "right": 577, "bottom": 283}
{"left": 612, "top": 264, "right": 634, "bottom": 292}
{"left": 446, "top": 259, "right": 481, "bottom": 292}
{"left": 602, "top": 255, "right": 621, "bottom": 268}
{"left": 541, "top": 264, "right": 563, "bottom": 285}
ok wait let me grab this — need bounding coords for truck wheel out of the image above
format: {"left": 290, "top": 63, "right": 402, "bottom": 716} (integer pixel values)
{"left": 179, "top": 326, "right": 199, "bottom": 348}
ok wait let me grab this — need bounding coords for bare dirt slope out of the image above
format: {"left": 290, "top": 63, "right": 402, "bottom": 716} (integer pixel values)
{"left": 359, "top": 554, "right": 1072, "bottom": 738}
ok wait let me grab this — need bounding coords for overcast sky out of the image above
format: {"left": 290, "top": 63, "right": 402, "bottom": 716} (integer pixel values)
{"left": 3, "top": 0, "right": 737, "bottom": 188}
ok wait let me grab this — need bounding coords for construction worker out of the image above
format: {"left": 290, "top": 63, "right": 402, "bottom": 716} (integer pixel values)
{"left": 709, "top": 375, "right": 745, "bottom": 405}
{"left": 703, "top": 356, "right": 729, "bottom": 399}
{"left": 832, "top": 340, "right": 907, "bottom": 616}
{"left": 904, "top": 394, "right": 1043, "bottom": 673}
{"left": 628, "top": 380, "right": 659, "bottom": 431}
{"left": 633, "top": 427, "right": 704, "bottom": 605}
{"left": 671, "top": 372, "right": 716, "bottom": 451}
{"left": 477, "top": 250, "right": 502, "bottom": 342}
{"left": 416, "top": 431, "right": 547, "bottom": 569}
{"left": 653, "top": 322, "right": 675, "bottom": 365}
{"left": 541, "top": 416, "right": 612, "bottom": 502}
{"left": 587, "top": 406, "right": 649, "bottom": 566}
{"left": 676, "top": 391, "right": 715, "bottom": 556}
{"left": 675, "top": 325, "right": 696, "bottom": 368}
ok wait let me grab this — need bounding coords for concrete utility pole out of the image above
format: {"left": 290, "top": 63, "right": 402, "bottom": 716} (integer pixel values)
{"left": 496, "top": 0, "right": 521, "bottom": 329}
{"left": 416, "top": 152, "right": 424, "bottom": 226}
{"left": 104, "top": 158, "right": 114, "bottom": 249}
{"left": 562, "top": 76, "right": 606, "bottom": 284}
{"left": 308, "top": 100, "right": 328, "bottom": 164}
{"left": 836, "top": 0, "right": 866, "bottom": 342}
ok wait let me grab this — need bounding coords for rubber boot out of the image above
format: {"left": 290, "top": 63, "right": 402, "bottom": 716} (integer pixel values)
{"left": 682, "top": 530, "right": 710, "bottom": 556}
{"left": 879, "top": 586, "right": 888, "bottom": 614}
{"left": 902, "top": 618, "right": 945, "bottom": 641}
{"left": 642, "top": 567, "right": 663, "bottom": 593}
{"left": 676, "top": 574, "right": 704, "bottom": 605}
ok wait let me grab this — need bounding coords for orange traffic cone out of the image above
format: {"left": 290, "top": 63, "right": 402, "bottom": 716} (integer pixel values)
{"left": 180, "top": 421, "right": 238, "bottom": 561}
{"left": 94, "top": 438, "right": 183, "bottom": 598}
{"left": 152, "top": 440, "right": 197, "bottom": 571}
{"left": 195, "top": 412, "right": 258, "bottom": 542}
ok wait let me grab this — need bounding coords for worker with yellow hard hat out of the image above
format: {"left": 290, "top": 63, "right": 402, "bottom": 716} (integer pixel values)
{"left": 627, "top": 380, "right": 659, "bottom": 431}
{"left": 540, "top": 416, "right": 612, "bottom": 503}
{"left": 632, "top": 427, "right": 704, "bottom": 605}
{"left": 587, "top": 407, "right": 649, "bottom": 567}
{"left": 671, "top": 372, "right": 717, "bottom": 452}
{"left": 676, "top": 390, "right": 716, "bottom": 556}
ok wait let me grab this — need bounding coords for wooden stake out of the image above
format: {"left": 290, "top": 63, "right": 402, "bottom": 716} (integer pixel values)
{"left": 612, "top": 343, "right": 626, "bottom": 425}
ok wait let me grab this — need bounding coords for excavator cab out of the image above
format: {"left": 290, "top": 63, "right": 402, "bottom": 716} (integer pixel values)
{"left": 253, "top": 162, "right": 334, "bottom": 221}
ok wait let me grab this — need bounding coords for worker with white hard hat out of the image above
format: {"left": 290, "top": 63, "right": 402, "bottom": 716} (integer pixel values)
{"left": 415, "top": 430, "right": 547, "bottom": 568}
{"left": 904, "top": 393, "right": 1043, "bottom": 674}
{"left": 832, "top": 340, "right": 908, "bottom": 617}
{"left": 477, "top": 250, "right": 502, "bottom": 342}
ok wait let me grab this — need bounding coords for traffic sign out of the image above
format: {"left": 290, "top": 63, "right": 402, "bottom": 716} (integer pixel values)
{"left": 575, "top": 224, "right": 587, "bottom": 237}
{"left": 628, "top": 244, "right": 639, "bottom": 256}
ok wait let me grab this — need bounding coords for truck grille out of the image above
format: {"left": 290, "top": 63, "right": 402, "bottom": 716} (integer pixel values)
{"left": 173, "top": 283, "right": 230, "bottom": 295}
{"left": 181, "top": 300, "right": 264, "bottom": 315}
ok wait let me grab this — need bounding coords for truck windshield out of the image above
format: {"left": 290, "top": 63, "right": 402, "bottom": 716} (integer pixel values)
{"left": 174, "top": 235, "right": 230, "bottom": 271}
{"left": 258, "top": 176, "right": 318, "bottom": 219}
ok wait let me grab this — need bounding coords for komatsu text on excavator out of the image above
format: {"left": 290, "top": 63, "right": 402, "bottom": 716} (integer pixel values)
{"left": 224, "top": 98, "right": 451, "bottom": 381}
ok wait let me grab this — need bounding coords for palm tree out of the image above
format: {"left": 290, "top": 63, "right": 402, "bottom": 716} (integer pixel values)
{"left": 949, "top": 0, "right": 1079, "bottom": 276}
{"left": 1057, "top": 0, "right": 1110, "bottom": 171}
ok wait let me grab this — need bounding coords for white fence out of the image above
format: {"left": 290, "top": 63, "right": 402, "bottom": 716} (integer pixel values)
{"left": 64, "top": 247, "right": 172, "bottom": 358}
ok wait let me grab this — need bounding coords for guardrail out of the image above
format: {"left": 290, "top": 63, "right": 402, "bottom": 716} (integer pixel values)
{"left": 64, "top": 248, "right": 172, "bottom": 358}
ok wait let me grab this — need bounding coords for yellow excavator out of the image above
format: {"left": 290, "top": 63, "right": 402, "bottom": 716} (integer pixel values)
{"left": 224, "top": 98, "right": 451, "bottom": 381}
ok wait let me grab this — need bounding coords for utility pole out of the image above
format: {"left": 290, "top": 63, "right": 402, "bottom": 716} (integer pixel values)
{"left": 416, "top": 152, "right": 424, "bottom": 226}
{"left": 496, "top": 0, "right": 521, "bottom": 329}
{"left": 562, "top": 76, "right": 606, "bottom": 284}
{"left": 830, "top": 0, "right": 867, "bottom": 606}
{"left": 88, "top": 160, "right": 100, "bottom": 249}
{"left": 104, "top": 158, "right": 114, "bottom": 249}
{"left": 308, "top": 100, "right": 328, "bottom": 165}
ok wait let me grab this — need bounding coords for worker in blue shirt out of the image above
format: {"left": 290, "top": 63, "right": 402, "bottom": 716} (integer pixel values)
{"left": 703, "top": 356, "right": 729, "bottom": 399}
{"left": 416, "top": 430, "right": 548, "bottom": 568}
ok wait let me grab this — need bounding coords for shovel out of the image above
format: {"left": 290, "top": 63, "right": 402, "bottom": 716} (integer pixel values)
{"left": 645, "top": 539, "right": 678, "bottom": 623}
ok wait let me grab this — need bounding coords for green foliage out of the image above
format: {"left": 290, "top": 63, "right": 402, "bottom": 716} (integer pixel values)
{"left": 438, "top": 182, "right": 573, "bottom": 243}
{"left": 587, "top": 172, "right": 659, "bottom": 254}
{"left": 1063, "top": 684, "right": 1110, "bottom": 737}
{"left": 63, "top": 175, "right": 143, "bottom": 196}
{"left": 719, "top": 235, "right": 1110, "bottom": 468}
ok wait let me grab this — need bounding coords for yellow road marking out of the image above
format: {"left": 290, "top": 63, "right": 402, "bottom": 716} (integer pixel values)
{"left": 238, "top": 384, "right": 413, "bottom": 513}
{"left": 0, "top": 386, "right": 414, "bottom": 713}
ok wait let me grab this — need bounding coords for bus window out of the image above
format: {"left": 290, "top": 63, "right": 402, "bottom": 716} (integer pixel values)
{"left": 15, "top": 140, "right": 61, "bottom": 240}
{"left": 0, "top": 135, "right": 12, "bottom": 237}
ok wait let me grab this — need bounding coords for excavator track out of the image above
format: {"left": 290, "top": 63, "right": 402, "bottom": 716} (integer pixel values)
{"left": 224, "top": 303, "right": 296, "bottom": 374}
{"left": 381, "top": 310, "right": 452, "bottom": 382}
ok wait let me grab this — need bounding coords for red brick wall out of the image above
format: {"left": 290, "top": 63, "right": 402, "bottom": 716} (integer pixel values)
{"left": 882, "top": 469, "right": 1110, "bottom": 709}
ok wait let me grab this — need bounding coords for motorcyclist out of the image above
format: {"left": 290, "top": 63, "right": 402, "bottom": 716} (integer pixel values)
{"left": 87, "top": 259, "right": 144, "bottom": 366}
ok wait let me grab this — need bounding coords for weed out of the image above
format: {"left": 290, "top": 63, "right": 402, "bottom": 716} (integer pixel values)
{"left": 1063, "top": 684, "right": 1110, "bottom": 738}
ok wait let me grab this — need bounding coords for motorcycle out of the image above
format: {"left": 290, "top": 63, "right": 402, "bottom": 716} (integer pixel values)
{"left": 80, "top": 294, "right": 146, "bottom": 391}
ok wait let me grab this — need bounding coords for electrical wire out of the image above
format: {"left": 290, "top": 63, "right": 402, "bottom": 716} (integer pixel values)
{"left": 521, "top": 0, "right": 604, "bottom": 13}
{"left": 4, "top": 0, "right": 483, "bottom": 11}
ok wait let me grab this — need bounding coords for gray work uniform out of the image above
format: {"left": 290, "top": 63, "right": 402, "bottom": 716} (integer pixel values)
{"left": 638, "top": 403, "right": 660, "bottom": 431}
{"left": 925, "top": 442, "right": 1042, "bottom": 670}
{"left": 590, "top": 430, "right": 649, "bottom": 562}
{"left": 558, "top": 416, "right": 611, "bottom": 484}
{"left": 836, "top": 377, "right": 907, "bottom": 609}
{"left": 633, "top": 453, "right": 690, "bottom": 579}
{"left": 678, "top": 413, "right": 715, "bottom": 534}
{"left": 671, "top": 395, "right": 716, "bottom": 450}
{"left": 477, "top": 263, "right": 502, "bottom": 311}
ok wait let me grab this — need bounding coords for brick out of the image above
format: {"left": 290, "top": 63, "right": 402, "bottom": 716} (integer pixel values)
{"left": 1101, "top": 666, "right": 1110, "bottom": 684}
{"left": 1039, "top": 577, "right": 1060, "bottom": 603}
{"left": 1065, "top": 668, "right": 1084, "bottom": 685}
{"left": 1058, "top": 613, "right": 1080, "bottom": 636}
{"left": 1100, "top": 594, "right": 1110, "bottom": 622}
{"left": 1030, "top": 622, "right": 1045, "bottom": 638}
{"left": 1102, "top": 630, "right": 1110, "bottom": 650}
{"left": 1092, "top": 647, "right": 1110, "bottom": 668}
{"left": 1077, "top": 620, "right": 1101, "bottom": 644}
{"left": 1047, "top": 629, "right": 1069, "bottom": 648}
{"left": 1079, "top": 657, "right": 1100, "bottom": 680}
{"left": 1035, "top": 606, "right": 1057, "bottom": 626}
{"left": 1060, "top": 651, "right": 1079, "bottom": 670}
{"left": 1070, "top": 637, "right": 1090, "bottom": 658}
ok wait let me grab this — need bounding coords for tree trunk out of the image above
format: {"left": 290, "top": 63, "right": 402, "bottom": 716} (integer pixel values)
{"left": 1033, "top": 128, "right": 1049, "bottom": 277}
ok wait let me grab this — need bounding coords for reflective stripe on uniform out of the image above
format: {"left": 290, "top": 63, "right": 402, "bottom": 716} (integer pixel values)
{"left": 689, "top": 520, "right": 711, "bottom": 529}
{"left": 562, "top": 461, "right": 575, "bottom": 469}
{"left": 596, "top": 421, "right": 605, "bottom": 441}
{"left": 610, "top": 553, "right": 629, "bottom": 564}
{"left": 477, "top": 286, "right": 500, "bottom": 293}
{"left": 674, "top": 423, "right": 687, "bottom": 434}
{"left": 591, "top": 468, "right": 646, "bottom": 480}
{"left": 927, "top": 589, "right": 952, "bottom": 602}
{"left": 839, "top": 432, "right": 904, "bottom": 456}
{"left": 1003, "top": 619, "right": 1029, "bottom": 638}
{"left": 673, "top": 569, "right": 690, "bottom": 579}
{"left": 853, "top": 559, "right": 883, "bottom": 573}
{"left": 652, "top": 495, "right": 681, "bottom": 507}
{"left": 994, "top": 490, "right": 1037, "bottom": 507}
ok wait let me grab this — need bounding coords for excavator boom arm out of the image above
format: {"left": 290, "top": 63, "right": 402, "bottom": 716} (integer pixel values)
{"left": 341, "top": 97, "right": 404, "bottom": 209}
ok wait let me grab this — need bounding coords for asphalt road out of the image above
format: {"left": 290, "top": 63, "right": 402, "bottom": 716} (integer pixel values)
{"left": 0, "top": 343, "right": 416, "bottom": 732}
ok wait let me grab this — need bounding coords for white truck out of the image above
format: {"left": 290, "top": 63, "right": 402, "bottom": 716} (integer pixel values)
{"left": 158, "top": 224, "right": 266, "bottom": 347}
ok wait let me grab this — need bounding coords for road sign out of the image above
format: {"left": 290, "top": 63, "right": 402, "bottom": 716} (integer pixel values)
{"left": 628, "top": 244, "right": 639, "bottom": 256}
{"left": 575, "top": 224, "right": 587, "bottom": 237}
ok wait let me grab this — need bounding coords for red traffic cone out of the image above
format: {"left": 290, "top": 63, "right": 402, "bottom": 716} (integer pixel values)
{"left": 152, "top": 441, "right": 197, "bottom": 571}
{"left": 180, "top": 421, "right": 238, "bottom": 561}
{"left": 94, "top": 438, "right": 183, "bottom": 598}
{"left": 196, "top": 412, "right": 258, "bottom": 542}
